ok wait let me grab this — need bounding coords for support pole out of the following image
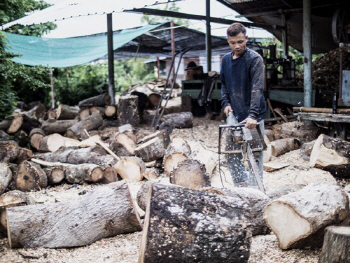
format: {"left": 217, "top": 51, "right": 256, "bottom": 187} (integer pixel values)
{"left": 50, "top": 68, "right": 55, "bottom": 109}
{"left": 206, "top": 0, "right": 212, "bottom": 72}
{"left": 303, "top": 0, "right": 312, "bottom": 107}
{"left": 157, "top": 56, "right": 160, "bottom": 79}
{"left": 170, "top": 21, "right": 176, "bottom": 80}
{"left": 281, "top": 13, "right": 288, "bottom": 58}
{"left": 107, "top": 13, "right": 115, "bottom": 105}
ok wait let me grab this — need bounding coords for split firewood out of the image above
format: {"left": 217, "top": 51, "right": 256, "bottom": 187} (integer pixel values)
{"left": 56, "top": 104, "right": 79, "bottom": 120}
{"left": 143, "top": 169, "right": 158, "bottom": 181}
{"left": 269, "top": 138, "right": 301, "bottom": 157}
{"left": 264, "top": 184, "right": 349, "bottom": 249}
{"left": 139, "top": 183, "right": 252, "bottom": 263}
{"left": 6, "top": 182, "right": 142, "bottom": 248}
{"left": 38, "top": 133, "right": 80, "bottom": 152}
{"left": 0, "top": 141, "right": 20, "bottom": 163}
{"left": 66, "top": 114, "right": 104, "bottom": 140}
{"left": 263, "top": 135, "right": 272, "bottom": 163}
{"left": 0, "top": 163, "right": 12, "bottom": 195}
{"left": 43, "top": 167, "right": 65, "bottom": 185}
{"left": 159, "top": 111, "right": 193, "bottom": 131}
{"left": 41, "top": 119, "right": 78, "bottom": 135}
{"left": 319, "top": 226, "right": 350, "bottom": 263}
{"left": 29, "top": 128, "right": 45, "bottom": 150}
{"left": 104, "top": 105, "right": 117, "bottom": 118}
{"left": 263, "top": 161, "right": 290, "bottom": 172}
{"left": 310, "top": 134, "right": 350, "bottom": 178}
{"left": 113, "top": 157, "right": 146, "bottom": 182}
{"left": 300, "top": 140, "right": 315, "bottom": 161}
{"left": 100, "top": 166, "right": 119, "bottom": 184}
{"left": 117, "top": 95, "right": 140, "bottom": 126}
{"left": 170, "top": 159, "right": 210, "bottom": 190}
{"left": 110, "top": 132, "right": 137, "bottom": 157}
{"left": 134, "top": 130, "right": 170, "bottom": 162}
{"left": 34, "top": 146, "right": 116, "bottom": 166}
{"left": 14, "top": 160, "right": 48, "bottom": 192}
{"left": 163, "top": 137, "right": 191, "bottom": 176}
{"left": 78, "top": 93, "right": 111, "bottom": 108}
{"left": 7, "top": 114, "right": 41, "bottom": 134}
{"left": 202, "top": 186, "right": 271, "bottom": 236}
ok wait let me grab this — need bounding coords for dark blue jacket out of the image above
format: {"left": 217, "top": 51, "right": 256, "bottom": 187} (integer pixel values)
{"left": 220, "top": 48, "right": 266, "bottom": 122}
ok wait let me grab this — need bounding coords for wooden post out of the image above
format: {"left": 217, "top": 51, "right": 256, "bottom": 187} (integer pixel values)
{"left": 206, "top": 0, "right": 212, "bottom": 72}
{"left": 50, "top": 68, "right": 55, "bottom": 109}
{"left": 170, "top": 21, "right": 176, "bottom": 80}
{"left": 157, "top": 56, "right": 160, "bottom": 79}
{"left": 107, "top": 13, "right": 115, "bottom": 104}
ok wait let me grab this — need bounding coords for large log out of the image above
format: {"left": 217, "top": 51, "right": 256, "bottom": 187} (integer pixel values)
{"left": 170, "top": 159, "right": 210, "bottom": 190}
{"left": 66, "top": 114, "right": 104, "bottom": 140}
{"left": 139, "top": 183, "right": 252, "bottom": 263}
{"left": 271, "top": 121, "right": 320, "bottom": 143}
{"left": 78, "top": 93, "right": 111, "bottom": 108}
{"left": 117, "top": 95, "right": 140, "bottom": 126}
{"left": 159, "top": 111, "right": 193, "bottom": 131}
{"left": 7, "top": 115, "right": 41, "bottom": 134}
{"left": 6, "top": 182, "right": 142, "bottom": 248}
{"left": 41, "top": 119, "right": 78, "bottom": 135}
{"left": 104, "top": 105, "right": 117, "bottom": 119}
{"left": 0, "top": 163, "right": 12, "bottom": 195}
{"left": 264, "top": 184, "right": 349, "bottom": 249}
{"left": 14, "top": 161, "right": 48, "bottom": 192}
{"left": 310, "top": 134, "right": 350, "bottom": 178}
{"left": 43, "top": 167, "right": 65, "bottom": 185}
{"left": 56, "top": 104, "right": 79, "bottom": 120}
{"left": 38, "top": 133, "right": 80, "bottom": 152}
{"left": 134, "top": 132, "right": 169, "bottom": 162}
{"left": 270, "top": 138, "right": 301, "bottom": 157}
{"left": 34, "top": 146, "right": 116, "bottom": 166}
{"left": 188, "top": 140, "right": 217, "bottom": 176}
{"left": 163, "top": 137, "right": 191, "bottom": 176}
{"left": 319, "top": 226, "right": 350, "bottom": 263}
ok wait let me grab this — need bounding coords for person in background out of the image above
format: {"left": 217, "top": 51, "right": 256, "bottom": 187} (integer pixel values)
{"left": 220, "top": 22, "right": 266, "bottom": 187}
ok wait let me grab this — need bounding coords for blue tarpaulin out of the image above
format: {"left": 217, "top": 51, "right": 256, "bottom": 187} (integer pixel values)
{"left": 3, "top": 23, "right": 162, "bottom": 68}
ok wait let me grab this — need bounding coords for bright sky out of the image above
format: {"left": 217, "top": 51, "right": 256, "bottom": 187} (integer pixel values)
{"left": 43, "top": 0, "right": 272, "bottom": 38}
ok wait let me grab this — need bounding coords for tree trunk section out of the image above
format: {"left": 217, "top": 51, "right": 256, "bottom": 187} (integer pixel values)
{"left": 263, "top": 184, "right": 349, "bottom": 249}
{"left": 117, "top": 95, "right": 140, "bottom": 126}
{"left": 113, "top": 157, "right": 145, "bottom": 182}
{"left": 148, "top": 93, "right": 161, "bottom": 108}
{"left": 34, "top": 146, "right": 116, "bottom": 166}
{"left": 159, "top": 112, "right": 193, "bottom": 131}
{"left": 56, "top": 104, "right": 79, "bottom": 120}
{"left": 0, "top": 141, "right": 20, "bottom": 163}
{"left": 78, "top": 93, "right": 111, "bottom": 108}
{"left": 101, "top": 166, "right": 119, "bottom": 184}
{"left": 6, "top": 182, "right": 142, "bottom": 248}
{"left": 135, "top": 136, "right": 167, "bottom": 162}
{"left": 264, "top": 129, "right": 275, "bottom": 142}
{"left": 110, "top": 132, "right": 137, "bottom": 157}
{"left": 45, "top": 109, "right": 57, "bottom": 120}
{"left": 272, "top": 121, "right": 320, "bottom": 144}
{"left": 163, "top": 137, "right": 191, "bottom": 176}
{"left": 66, "top": 114, "right": 104, "bottom": 140}
{"left": 139, "top": 183, "right": 252, "bottom": 263}
{"left": 319, "top": 226, "right": 350, "bottom": 263}
{"left": 43, "top": 167, "right": 65, "bottom": 185}
{"left": 104, "top": 105, "right": 117, "bottom": 118}
{"left": 38, "top": 133, "right": 80, "bottom": 152}
{"left": 0, "top": 163, "right": 12, "bottom": 195}
{"left": 41, "top": 119, "right": 78, "bottom": 135}
{"left": 14, "top": 161, "right": 48, "bottom": 192}
{"left": 8, "top": 115, "right": 41, "bottom": 134}
{"left": 270, "top": 138, "right": 301, "bottom": 157}
{"left": 79, "top": 108, "right": 90, "bottom": 120}
{"left": 310, "top": 134, "right": 350, "bottom": 178}
{"left": 29, "top": 128, "right": 45, "bottom": 150}
{"left": 189, "top": 141, "right": 217, "bottom": 176}
{"left": 16, "top": 147, "right": 33, "bottom": 164}
{"left": 170, "top": 159, "right": 210, "bottom": 190}
{"left": 7, "top": 115, "right": 23, "bottom": 134}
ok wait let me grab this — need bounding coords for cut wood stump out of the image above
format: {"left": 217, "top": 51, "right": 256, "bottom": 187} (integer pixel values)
{"left": 0, "top": 163, "right": 12, "bottom": 195}
{"left": 41, "top": 119, "right": 78, "bottom": 135}
{"left": 38, "top": 133, "right": 80, "bottom": 152}
{"left": 78, "top": 93, "right": 111, "bottom": 108}
{"left": 310, "top": 134, "right": 350, "bottom": 178}
{"left": 66, "top": 114, "right": 103, "bottom": 140}
{"left": 14, "top": 161, "right": 48, "bottom": 192}
{"left": 264, "top": 184, "right": 349, "bottom": 249}
{"left": 117, "top": 95, "right": 140, "bottom": 126}
{"left": 170, "top": 159, "right": 210, "bottom": 190}
{"left": 6, "top": 182, "right": 142, "bottom": 248}
{"left": 56, "top": 104, "right": 79, "bottom": 120}
{"left": 319, "top": 226, "right": 350, "bottom": 263}
{"left": 163, "top": 137, "right": 191, "bottom": 176}
{"left": 139, "top": 183, "right": 252, "bottom": 263}
{"left": 113, "top": 157, "right": 146, "bottom": 182}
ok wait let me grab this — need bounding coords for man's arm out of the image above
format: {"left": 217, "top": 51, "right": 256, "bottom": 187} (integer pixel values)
{"left": 248, "top": 56, "right": 265, "bottom": 120}
{"left": 220, "top": 57, "right": 232, "bottom": 116}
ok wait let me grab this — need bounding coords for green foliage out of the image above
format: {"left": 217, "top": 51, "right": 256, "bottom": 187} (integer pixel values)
{"left": 141, "top": 2, "right": 189, "bottom": 27}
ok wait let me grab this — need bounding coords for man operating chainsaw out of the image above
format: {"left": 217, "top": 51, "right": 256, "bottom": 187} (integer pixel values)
{"left": 220, "top": 22, "right": 266, "bottom": 187}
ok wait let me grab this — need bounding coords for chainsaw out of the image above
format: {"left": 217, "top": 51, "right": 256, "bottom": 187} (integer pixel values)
{"left": 218, "top": 123, "right": 267, "bottom": 193}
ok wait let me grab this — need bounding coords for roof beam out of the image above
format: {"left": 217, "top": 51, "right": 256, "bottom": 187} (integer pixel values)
{"left": 124, "top": 8, "right": 284, "bottom": 30}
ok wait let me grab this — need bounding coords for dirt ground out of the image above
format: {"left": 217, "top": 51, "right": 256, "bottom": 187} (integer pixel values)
{"left": 0, "top": 117, "right": 349, "bottom": 263}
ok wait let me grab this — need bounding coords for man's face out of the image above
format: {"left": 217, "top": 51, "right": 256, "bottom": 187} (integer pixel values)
{"left": 227, "top": 33, "right": 248, "bottom": 57}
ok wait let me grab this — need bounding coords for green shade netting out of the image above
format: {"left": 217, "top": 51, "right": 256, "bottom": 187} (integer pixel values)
{"left": 3, "top": 23, "right": 162, "bottom": 68}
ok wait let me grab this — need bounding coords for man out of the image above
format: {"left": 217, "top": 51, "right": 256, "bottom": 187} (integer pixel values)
{"left": 220, "top": 22, "right": 266, "bottom": 187}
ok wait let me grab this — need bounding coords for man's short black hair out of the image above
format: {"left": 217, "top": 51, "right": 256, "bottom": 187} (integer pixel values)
{"left": 227, "top": 23, "right": 247, "bottom": 37}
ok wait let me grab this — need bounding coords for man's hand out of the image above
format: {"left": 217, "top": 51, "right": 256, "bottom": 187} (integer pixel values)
{"left": 240, "top": 117, "right": 257, "bottom": 129}
{"left": 224, "top": 106, "right": 233, "bottom": 117}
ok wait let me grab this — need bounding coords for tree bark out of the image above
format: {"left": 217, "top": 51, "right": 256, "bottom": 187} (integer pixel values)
{"left": 170, "top": 159, "right": 210, "bottom": 190}
{"left": 264, "top": 184, "right": 349, "bottom": 249}
{"left": 0, "top": 163, "right": 12, "bottom": 195}
{"left": 117, "top": 95, "right": 140, "bottom": 126}
{"left": 56, "top": 104, "right": 79, "bottom": 120}
{"left": 319, "top": 226, "right": 350, "bottom": 263}
{"left": 14, "top": 161, "right": 48, "bottom": 192}
{"left": 113, "top": 157, "right": 145, "bottom": 182}
{"left": 264, "top": 129, "right": 275, "bottom": 142}
{"left": 0, "top": 141, "right": 20, "bottom": 163}
{"left": 159, "top": 112, "right": 193, "bottom": 131}
{"left": 78, "top": 93, "right": 111, "bottom": 108}
{"left": 41, "top": 119, "right": 78, "bottom": 135}
{"left": 6, "top": 182, "right": 142, "bottom": 248}
{"left": 163, "top": 137, "right": 191, "bottom": 176}
{"left": 139, "top": 183, "right": 252, "bottom": 263}
{"left": 66, "top": 114, "right": 104, "bottom": 140}
{"left": 38, "top": 133, "right": 80, "bottom": 152}
{"left": 310, "top": 134, "right": 350, "bottom": 178}
{"left": 270, "top": 138, "right": 301, "bottom": 157}
{"left": 34, "top": 146, "right": 116, "bottom": 166}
